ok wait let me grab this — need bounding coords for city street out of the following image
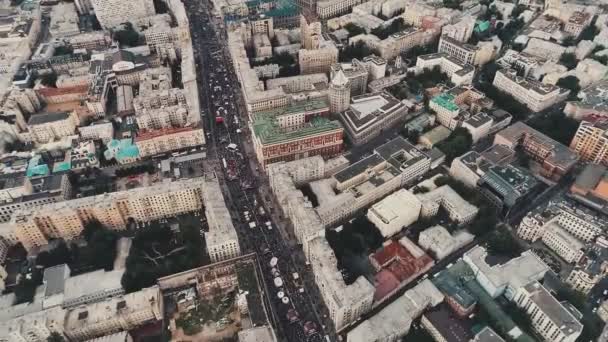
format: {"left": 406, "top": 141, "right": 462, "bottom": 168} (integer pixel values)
{"left": 183, "top": 1, "right": 334, "bottom": 341}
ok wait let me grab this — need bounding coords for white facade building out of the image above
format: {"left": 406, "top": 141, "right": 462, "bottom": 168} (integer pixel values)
{"left": 416, "top": 185, "right": 479, "bottom": 225}
{"left": 513, "top": 282, "right": 583, "bottom": 342}
{"left": 541, "top": 221, "right": 585, "bottom": 264}
{"left": 493, "top": 69, "right": 570, "bottom": 112}
{"left": 366, "top": 189, "right": 421, "bottom": 238}
{"left": 463, "top": 246, "right": 549, "bottom": 299}
{"left": 418, "top": 225, "right": 474, "bottom": 260}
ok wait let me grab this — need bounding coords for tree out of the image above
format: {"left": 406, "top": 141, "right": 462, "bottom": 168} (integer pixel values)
{"left": 485, "top": 226, "right": 522, "bottom": 257}
{"left": 36, "top": 241, "right": 72, "bottom": 268}
{"left": 433, "top": 175, "right": 450, "bottom": 187}
{"left": 113, "top": 22, "right": 140, "bottom": 47}
{"left": 47, "top": 332, "right": 66, "bottom": 342}
{"left": 437, "top": 127, "right": 473, "bottom": 162}
{"left": 40, "top": 73, "right": 57, "bottom": 87}
{"left": 556, "top": 75, "right": 581, "bottom": 99}
{"left": 479, "top": 61, "right": 500, "bottom": 83}
{"left": 591, "top": 54, "right": 608, "bottom": 65}
{"left": 344, "top": 23, "right": 365, "bottom": 37}
{"left": 371, "top": 18, "right": 410, "bottom": 40}
{"left": 579, "top": 25, "right": 599, "bottom": 42}
{"left": 528, "top": 109, "right": 580, "bottom": 146}
{"left": 561, "top": 36, "right": 576, "bottom": 47}
{"left": 339, "top": 41, "right": 374, "bottom": 62}
{"left": 497, "top": 18, "right": 524, "bottom": 43}
{"left": 14, "top": 269, "right": 43, "bottom": 304}
{"left": 80, "top": 220, "right": 119, "bottom": 271}
{"left": 559, "top": 52, "right": 577, "bottom": 70}
{"left": 510, "top": 4, "right": 527, "bottom": 18}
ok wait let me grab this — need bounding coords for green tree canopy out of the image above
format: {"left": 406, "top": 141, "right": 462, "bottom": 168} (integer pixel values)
{"left": 559, "top": 52, "right": 577, "bottom": 70}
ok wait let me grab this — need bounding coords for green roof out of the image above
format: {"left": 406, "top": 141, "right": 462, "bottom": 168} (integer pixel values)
{"left": 431, "top": 93, "right": 459, "bottom": 112}
{"left": 26, "top": 155, "right": 50, "bottom": 178}
{"left": 255, "top": 99, "right": 329, "bottom": 118}
{"left": 432, "top": 261, "right": 537, "bottom": 342}
{"left": 253, "top": 116, "right": 342, "bottom": 145}
{"left": 264, "top": 0, "right": 298, "bottom": 17}
{"left": 475, "top": 21, "right": 490, "bottom": 33}
{"left": 53, "top": 161, "right": 71, "bottom": 172}
{"left": 105, "top": 139, "right": 139, "bottom": 161}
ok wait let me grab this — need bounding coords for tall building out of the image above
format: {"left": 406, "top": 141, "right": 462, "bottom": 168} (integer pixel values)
{"left": 329, "top": 70, "right": 350, "bottom": 114}
{"left": 569, "top": 117, "right": 608, "bottom": 166}
{"left": 91, "top": 0, "right": 156, "bottom": 29}
{"left": 330, "top": 60, "right": 369, "bottom": 96}
{"left": 300, "top": 15, "right": 322, "bottom": 50}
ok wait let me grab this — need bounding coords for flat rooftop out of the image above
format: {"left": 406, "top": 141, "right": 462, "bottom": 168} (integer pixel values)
{"left": 28, "top": 112, "right": 71, "bottom": 125}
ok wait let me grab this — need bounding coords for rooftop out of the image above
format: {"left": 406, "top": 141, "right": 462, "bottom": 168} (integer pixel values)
{"left": 472, "top": 326, "right": 505, "bottom": 342}
{"left": 496, "top": 69, "right": 567, "bottom": 96}
{"left": 463, "top": 246, "right": 549, "bottom": 297}
{"left": 464, "top": 112, "right": 493, "bottom": 128}
{"left": 342, "top": 92, "right": 405, "bottom": 132}
{"left": 495, "top": 122, "right": 579, "bottom": 170}
{"left": 483, "top": 165, "right": 539, "bottom": 195}
{"left": 252, "top": 115, "right": 343, "bottom": 145}
{"left": 431, "top": 92, "right": 459, "bottom": 112}
{"left": 522, "top": 282, "right": 583, "bottom": 337}
{"left": 28, "top": 112, "right": 71, "bottom": 125}
{"left": 424, "top": 303, "right": 475, "bottom": 341}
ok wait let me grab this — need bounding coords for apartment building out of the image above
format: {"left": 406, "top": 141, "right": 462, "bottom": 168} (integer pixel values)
{"left": 267, "top": 157, "right": 329, "bottom": 249}
{"left": 493, "top": 69, "right": 570, "bottom": 112}
{"left": 7, "top": 177, "right": 211, "bottom": 251}
{"left": 418, "top": 225, "right": 474, "bottom": 261}
{"left": 541, "top": 221, "right": 585, "bottom": 264}
{"left": 78, "top": 121, "right": 114, "bottom": 143}
{"left": 350, "top": 28, "right": 436, "bottom": 60}
{"left": 28, "top": 111, "right": 79, "bottom": 144}
{"left": 438, "top": 35, "right": 492, "bottom": 66}
{"left": 308, "top": 235, "right": 375, "bottom": 331}
{"left": 67, "top": 32, "right": 112, "bottom": 50}
{"left": 201, "top": 174, "right": 241, "bottom": 263}
{"left": 442, "top": 16, "right": 475, "bottom": 42}
{"left": 494, "top": 122, "right": 579, "bottom": 181}
{"left": 316, "top": 0, "right": 363, "bottom": 19}
{"left": 570, "top": 118, "right": 608, "bottom": 166}
{"left": 299, "top": 43, "right": 339, "bottom": 75}
{"left": 0, "top": 174, "right": 72, "bottom": 224}
{"left": 91, "top": 0, "right": 155, "bottom": 29}
{"left": 417, "top": 185, "right": 479, "bottom": 225}
{"left": 564, "top": 11, "right": 593, "bottom": 37}
{"left": 429, "top": 85, "right": 492, "bottom": 129}
{"left": 229, "top": 27, "right": 289, "bottom": 115}
{"left": 415, "top": 53, "right": 475, "bottom": 86}
{"left": 513, "top": 282, "right": 582, "bottom": 342}
{"left": 135, "top": 127, "right": 205, "bottom": 157}
{"left": 266, "top": 73, "right": 328, "bottom": 93}
{"left": 0, "top": 284, "right": 162, "bottom": 341}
